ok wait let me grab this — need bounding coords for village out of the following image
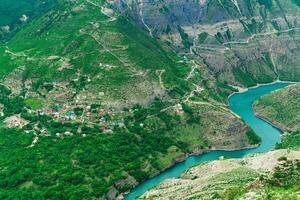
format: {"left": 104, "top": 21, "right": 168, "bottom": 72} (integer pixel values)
{"left": 0, "top": 75, "right": 131, "bottom": 139}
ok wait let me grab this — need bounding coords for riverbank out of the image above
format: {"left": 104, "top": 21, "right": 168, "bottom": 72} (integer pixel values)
{"left": 141, "top": 149, "right": 300, "bottom": 200}
{"left": 154, "top": 143, "right": 260, "bottom": 171}
{"left": 123, "top": 82, "right": 290, "bottom": 200}
{"left": 120, "top": 143, "right": 259, "bottom": 199}
{"left": 254, "top": 111, "right": 288, "bottom": 133}
{"left": 227, "top": 80, "right": 297, "bottom": 100}
{"left": 253, "top": 82, "right": 300, "bottom": 134}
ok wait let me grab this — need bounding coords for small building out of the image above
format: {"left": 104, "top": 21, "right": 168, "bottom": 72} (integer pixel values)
{"left": 64, "top": 111, "right": 76, "bottom": 120}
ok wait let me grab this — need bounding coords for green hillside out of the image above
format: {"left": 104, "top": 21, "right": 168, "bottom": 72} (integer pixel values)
{"left": 1, "top": 0, "right": 300, "bottom": 199}
{"left": 0, "top": 0, "right": 258, "bottom": 199}
{"left": 255, "top": 83, "right": 300, "bottom": 132}
{"left": 0, "top": 0, "right": 57, "bottom": 41}
{"left": 255, "top": 83, "right": 300, "bottom": 149}
{"left": 143, "top": 83, "right": 300, "bottom": 200}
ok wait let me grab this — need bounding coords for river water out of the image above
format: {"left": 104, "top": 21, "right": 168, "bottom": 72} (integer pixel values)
{"left": 125, "top": 82, "right": 290, "bottom": 200}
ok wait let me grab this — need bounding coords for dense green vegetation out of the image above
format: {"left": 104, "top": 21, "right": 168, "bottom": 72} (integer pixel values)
{"left": 0, "top": 0, "right": 57, "bottom": 41}
{"left": 0, "top": 127, "right": 182, "bottom": 199}
{"left": 223, "top": 157, "right": 300, "bottom": 200}
{"left": 276, "top": 131, "right": 300, "bottom": 149}
{"left": 198, "top": 32, "right": 208, "bottom": 44}
{"left": 0, "top": 85, "right": 250, "bottom": 199}
{"left": 177, "top": 25, "right": 192, "bottom": 48}
{"left": 246, "top": 129, "right": 262, "bottom": 145}
{"left": 255, "top": 84, "right": 300, "bottom": 132}
{"left": 0, "top": 5, "right": 255, "bottom": 196}
{"left": 2, "top": 0, "right": 299, "bottom": 199}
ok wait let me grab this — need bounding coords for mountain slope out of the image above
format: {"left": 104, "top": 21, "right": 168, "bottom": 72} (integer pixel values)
{"left": 0, "top": 0, "right": 57, "bottom": 41}
{"left": 110, "top": 0, "right": 300, "bottom": 86}
{"left": 1, "top": 0, "right": 299, "bottom": 199}
{"left": 0, "top": 0, "right": 258, "bottom": 199}
{"left": 255, "top": 83, "right": 300, "bottom": 149}
{"left": 255, "top": 83, "right": 300, "bottom": 132}
{"left": 142, "top": 82, "right": 300, "bottom": 200}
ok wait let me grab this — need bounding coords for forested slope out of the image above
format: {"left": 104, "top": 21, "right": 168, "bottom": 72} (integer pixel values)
{"left": 0, "top": 0, "right": 57, "bottom": 41}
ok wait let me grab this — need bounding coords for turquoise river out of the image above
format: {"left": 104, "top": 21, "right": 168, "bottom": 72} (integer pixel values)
{"left": 125, "top": 82, "right": 291, "bottom": 200}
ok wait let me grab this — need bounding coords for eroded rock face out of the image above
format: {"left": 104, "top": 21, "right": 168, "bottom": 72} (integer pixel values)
{"left": 110, "top": 0, "right": 229, "bottom": 33}
{"left": 109, "top": 0, "right": 280, "bottom": 33}
{"left": 109, "top": 0, "right": 300, "bottom": 86}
